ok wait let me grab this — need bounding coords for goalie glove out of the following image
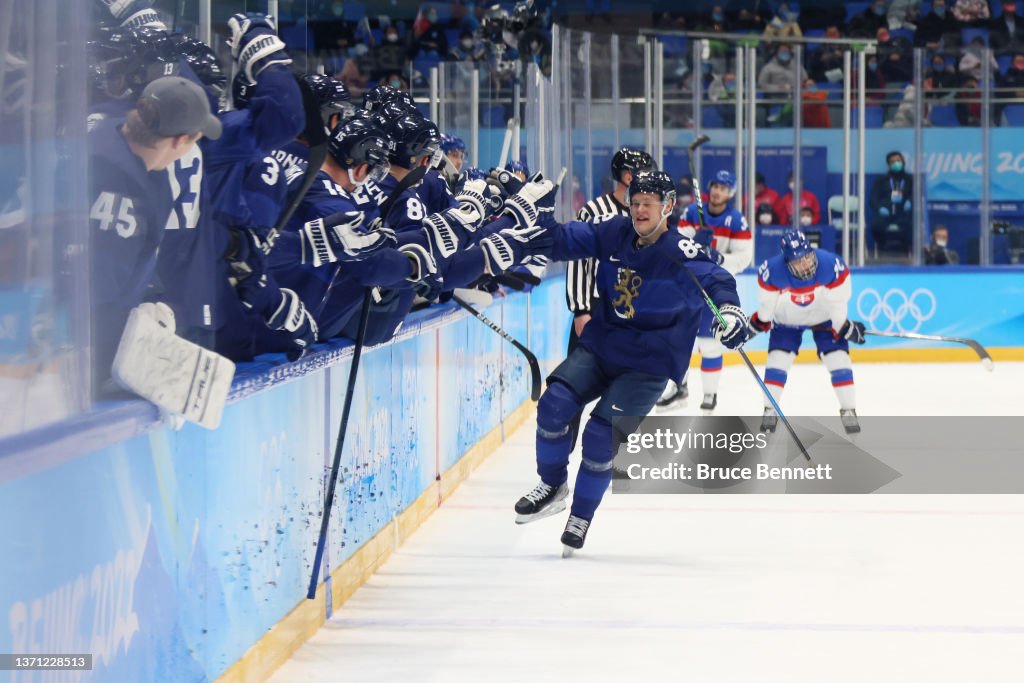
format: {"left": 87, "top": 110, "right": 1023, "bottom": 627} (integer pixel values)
{"left": 399, "top": 243, "right": 443, "bottom": 300}
{"left": 299, "top": 211, "right": 396, "bottom": 267}
{"left": 267, "top": 288, "right": 319, "bottom": 361}
{"left": 227, "top": 12, "right": 292, "bottom": 85}
{"left": 836, "top": 319, "right": 867, "bottom": 345}
{"left": 478, "top": 223, "right": 554, "bottom": 275}
{"left": 711, "top": 304, "right": 750, "bottom": 350}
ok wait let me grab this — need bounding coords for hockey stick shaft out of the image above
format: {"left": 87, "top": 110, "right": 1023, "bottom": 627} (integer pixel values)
{"left": 307, "top": 290, "right": 372, "bottom": 600}
{"left": 687, "top": 134, "right": 811, "bottom": 462}
{"left": 497, "top": 118, "right": 515, "bottom": 169}
{"left": 452, "top": 294, "right": 542, "bottom": 401}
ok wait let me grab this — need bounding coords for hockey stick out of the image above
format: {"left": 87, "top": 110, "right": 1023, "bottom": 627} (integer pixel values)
{"left": 452, "top": 294, "right": 542, "bottom": 401}
{"left": 497, "top": 118, "right": 516, "bottom": 169}
{"left": 307, "top": 290, "right": 372, "bottom": 600}
{"left": 806, "top": 325, "right": 994, "bottom": 371}
{"left": 865, "top": 330, "right": 993, "bottom": 370}
{"left": 263, "top": 77, "right": 330, "bottom": 255}
{"left": 686, "top": 134, "right": 812, "bottom": 462}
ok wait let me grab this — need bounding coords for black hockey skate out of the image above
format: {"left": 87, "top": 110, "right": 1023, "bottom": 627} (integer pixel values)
{"left": 560, "top": 515, "right": 591, "bottom": 557}
{"left": 840, "top": 408, "right": 861, "bottom": 434}
{"left": 514, "top": 481, "right": 568, "bottom": 524}
{"left": 655, "top": 380, "right": 688, "bottom": 411}
{"left": 760, "top": 407, "right": 778, "bottom": 433}
{"left": 700, "top": 393, "right": 717, "bottom": 415}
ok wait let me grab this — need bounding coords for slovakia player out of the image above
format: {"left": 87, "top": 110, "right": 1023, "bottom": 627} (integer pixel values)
{"left": 658, "top": 169, "right": 752, "bottom": 412}
{"left": 509, "top": 171, "right": 748, "bottom": 554}
{"left": 748, "top": 229, "right": 866, "bottom": 434}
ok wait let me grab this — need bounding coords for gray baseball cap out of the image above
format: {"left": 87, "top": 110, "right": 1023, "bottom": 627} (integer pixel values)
{"left": 139, "top": 76, "right": 222, "bottom": 140}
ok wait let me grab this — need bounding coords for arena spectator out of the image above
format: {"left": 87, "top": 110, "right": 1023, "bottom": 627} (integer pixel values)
{"left": 413, "top": 6, "right": 448, "bottom": 57}
{"left": 801, "top": 78, "right": 832, "bottom": 128}
{"left": 928, "top": 53, "right": 960, "bottom": 91}
{"left": 763, "top": 2, "right": 803, "bottom": 39}
{"left": 959, "top": 37, "right": 999, "bottom": 82}
{"left": 924, "top": 226, "right": 960, "bottom": 264}
{"left": 850, "top": 0, "right": 890, "bottom": 38}
{"left": 990, "top": 2, "right": 1024, "bottom": 54}
{"left": 886, "top": 82, "right": 929, "bottom": 127}
{"left": 449, "top": 29, "right": 486, "bottom": 62}
{"left": 914, "top": 0, "right": 962, "bottom": 48}
{"left": 952, "top": 0, "right": 990, "bottom": 23}
{"left": 998, "top": 52, "right": 1024, "bottom": 95}
{"left": 887, "top": 0, "right": 922, "bottom": 29}
{"left": 757, "top": 45, "right": 807, "bottom": 95}
{"left": 853, "top": 53, "right": 888, "bottom": 102}
{"left": 370, "top": 25, "right": 410, "bottom": 80}
{"left": 743, "top": 172, "right": 780, "bottom": 217}
{"left": 869, "top": 150, "right": 914, "bottom": 253}
{"left": 877, "top": 26, "right": 914, "bottom": 82}
{"left": 773, "top": 172, "right": 821, "bottom": 226}
{"left": 955, "top": 75, "right": 983, "bottom": 125}
{"left": 808, "top": 26, "right": 846, "bottom": 82}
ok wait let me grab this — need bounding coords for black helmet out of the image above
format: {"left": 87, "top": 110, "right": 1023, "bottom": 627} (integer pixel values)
{"left": 327, "top": 118, "right": 393, "bottom": 182}
{"left": 611, "top": 147, "right": 655, "bottom": 183}
{"left": 87, "top": 26, "right": 179, "bottom": 99}
{"left": 384, "top": 114, "right": 440, "bottom": 169}
{"left": 302, "top": 73, "right": 354, "bottom": 127}
{"left": 626, "top": 171, "right": 676, "bottom": 204}
{"left": 362, "top": 84, "right": 417, "bottom": 114}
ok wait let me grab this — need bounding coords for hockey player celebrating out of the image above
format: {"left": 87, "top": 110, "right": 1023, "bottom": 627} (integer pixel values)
{"left": 510, "top": 171, "right": 748, "bottom": 554}
{"left": 748, "top": 229, "right": 866, "bottom": 434}
{"left": 658, "top": 169, "right": 752, "bottom": 412}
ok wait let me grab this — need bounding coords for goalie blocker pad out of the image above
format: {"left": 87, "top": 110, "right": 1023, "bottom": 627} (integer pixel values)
{"left": 112, "top": 305, "right": 235, "bottom": 430}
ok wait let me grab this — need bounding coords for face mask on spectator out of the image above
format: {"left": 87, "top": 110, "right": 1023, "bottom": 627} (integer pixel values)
{"left": 759, "top": 212, "right": 773, "bottom": 225}
{"left": 935, "top": 237, "right": 948, "bottom": 247}
{"left": 1014, "top": 57, "right": 1024, "bottom": 70}
{"left": 386, "top": 32, "right": 399, "bottom": 43}
{"left": 934, "top": 3, "right": 946, "bottom": 16}
{"left": 389, "top": 78, "right": 403, "bottom": 88}
{"left": 788, "top": 181, "right": 795, "bottom": 191}
{"left": 890, "top": 160, "right": 904, "bottom": 173}
{"left": 712, "top": 11, "right": 725, "bottom": 22}
{"left": 777, "top": 50, "right": 791, "bottom": 63}
{"left": 427, "top": 11, "right": 438, "bottom": 23}
{"left": 868, "top": 61, "right": 878, "bottom": 72}
{"left": 461, "top": 38, "right": 474, "bottom": 49}
{"left": 872, "top": 3, "right": 886, "bottom": 16}
{"left": 800, "top": 215, "right": 812, "bottom": 226}
{"left": 1005, "top": 3, "right": 1017, "bottom": 14}
{"left": 933, "top": 59, "right": 945, "bottom": 70}
{"left": 724, "top": 79, "right": 736, "bottom": 92}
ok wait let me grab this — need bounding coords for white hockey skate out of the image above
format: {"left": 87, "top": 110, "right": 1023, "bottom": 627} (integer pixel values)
{"left": 514, "top": 481, "right": 568, "bottom": 524}
{"left": 840, "top": 408, "right": 861, "bottom": 434}
{"left": 655, "top": 380, "right": 688, "bottom": 411}
{"left": 760, "top": 406, "right": 778, "bottom": 433}
{"left": 700, "top": 393, "right": 717, "bottom": 415}
{"left": 560, "top": 515, "right": 591, "bottom": 558}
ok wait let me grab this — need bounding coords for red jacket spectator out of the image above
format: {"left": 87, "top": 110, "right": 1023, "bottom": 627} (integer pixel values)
{"left": 743, "top": 172, "right": 780, "bottom": 214}
{"left": 773, "top": 182, "right": 821, "bottom": 225}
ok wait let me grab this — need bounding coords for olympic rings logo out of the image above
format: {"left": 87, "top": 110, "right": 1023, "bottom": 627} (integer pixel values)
{"left": 856, "top": 288, "right": 936, "bottom": 333}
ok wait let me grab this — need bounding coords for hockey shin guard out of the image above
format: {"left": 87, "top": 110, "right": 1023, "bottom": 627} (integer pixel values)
{"left": 822, "top": 350, "right": 856, "bottom": 410}
{"left": 570, "top": 416, "right": 615, "bottom": 522}
{"left": 697, "top": 335, "right": 724, "bottom": 395}
{"left": 536, "top": 381, "right": 585, "bottom": 486}
{"left": 764, "top": 350, "right": 795, "bottom": 408}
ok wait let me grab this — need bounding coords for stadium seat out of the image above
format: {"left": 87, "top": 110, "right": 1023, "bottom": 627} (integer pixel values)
{"left": 961, "top": 27, "right": 990, "bottom": 45}
{"left": 930, "top": 104, "right": 960, "bottom": 127}
{"left": 702, "top": 106, "right": 724, "bottom": 128}
{"left": 998, "top": 54, "right": 1013, "bottom": 75}
{"left": 852, "top": 106, "right": 884, "bottom": 128}
{"left": 827, "top": 195, "right": 860, "bottom": 230}
{"left": 1002, "top": 104, "right": 1024, "bottom": 125}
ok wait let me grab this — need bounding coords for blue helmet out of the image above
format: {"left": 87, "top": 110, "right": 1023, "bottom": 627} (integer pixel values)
{"left": 440, "top": 134, "right": 466, "bottom": 153}
{"left": 385, "top": 114, "right": 441, "bottom": 169}
{"left": 710, "top": 169, "right": 736, "bottom": 196}
{"left": 781, "top": 229, "right": 817, "bottom": 279}
{"left": 328, "top": 118, "right": 393, "bottom": 183}
{"left": 463, "top": 166, "right": 487, "bottom": 181}
{"left": 626, "top": 171, "right": 676, "bottom": 204}
{"left": 302, "top": 74, "right": 354, "bottom": 127}
{"left": 504, "top": 159, "right": 530, "bottom": 178}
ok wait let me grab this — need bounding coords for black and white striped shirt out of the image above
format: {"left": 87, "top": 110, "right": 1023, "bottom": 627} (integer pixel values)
{"left": 565, "top": 193, "right": 630, "bottom": 314}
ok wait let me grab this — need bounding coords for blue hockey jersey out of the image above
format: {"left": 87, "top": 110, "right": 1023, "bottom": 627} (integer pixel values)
{"left": 552, "top": 216, "right": 740, "bottom": 382}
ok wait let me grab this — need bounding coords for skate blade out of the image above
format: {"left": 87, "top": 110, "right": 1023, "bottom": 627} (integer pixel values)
{"left": 561, "top": 545, "right": 575, "bottom": 558}
{"left": 843, "top": 423, "right": 861, "bottom": 434}
{"left": 701, "top": 408, "right": 715, "bottom": 416}
{"left": 514, "top": 498, "right": 567, "bottom": 525}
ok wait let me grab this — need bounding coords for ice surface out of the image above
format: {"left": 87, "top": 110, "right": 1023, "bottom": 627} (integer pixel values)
{"left": 269, "top": 363, "right": 1024, "bottom": 683}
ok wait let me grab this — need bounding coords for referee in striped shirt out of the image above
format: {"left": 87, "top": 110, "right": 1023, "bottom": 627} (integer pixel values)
{"left": 565, "top": 147, "right": 655, "bottom": 352}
